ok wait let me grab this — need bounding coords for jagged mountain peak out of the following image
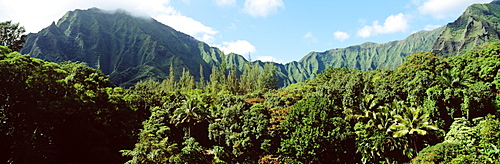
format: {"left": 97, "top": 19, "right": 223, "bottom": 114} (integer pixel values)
{"left": 431, "top": 2, "right": 500, "bottom": 57}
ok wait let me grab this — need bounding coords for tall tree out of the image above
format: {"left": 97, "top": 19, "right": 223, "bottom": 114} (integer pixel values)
{"left": 226, "top": 67, "right": 240, "bottom": 94}
{"left": 209, "top": 66, "right": 221, "bottom": 93}
{"left": 170, "top": 98, "right": 206, "bottom": 138}
{"left": 0, "top": 21, "right": 26, "bottom": 51}
{"left": 388, "top": 102, "right": 440, "bottom": 158}
{"left": 161, "top": 64, "right": 177, "bottom": 92}
{"left": 262, "top": 62, "right": 278, "bottom": 90}
{"left": 179, "top": 68, "right": 195, "bottom": 90}
{"left": 198, "top": 65, "right": 205, "bottom": 89}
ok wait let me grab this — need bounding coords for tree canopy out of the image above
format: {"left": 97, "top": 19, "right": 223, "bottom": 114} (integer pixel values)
{"left": 0, "top": 21, "right": 26, "bottom": 51}
{"left": 2, "top": 42, "right": 500, "bottom": 163}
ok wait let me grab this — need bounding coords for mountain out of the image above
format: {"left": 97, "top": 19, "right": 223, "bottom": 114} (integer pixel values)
{"left": 17, "top": 8, "right": 446, "bottom": 87}
{"left": 20, "top": 2, "right": 500, "bottom": 88}
{"left": 269, "top": 27, "right": 444, "bottom": 86}
{"left": 21, "top": 8, "right": 230, "bottom": 87}
{"left": 297, "top": 27, "right": 444, "bottom": 74}
{"left": 432, "top": 1, "right": 500, "bottom": 57}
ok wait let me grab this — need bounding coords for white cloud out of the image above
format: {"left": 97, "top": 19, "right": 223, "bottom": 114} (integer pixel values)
{"left": 255, "top": 56, "right": 283, "bottom": 63}
{"left": 243, "top": 0, "right": 284, "bottom": 17}
{"left": 216, "top": 0, "right": 236, "bottom": 7}
{"left": 303, "top": 32, "right": 317, "bottom": 43}
{"left": 333, "top": 31, "right": 350, "bottom": 42}
{"left": 356, "top": 13, "right": 409, "bottom": 38}
{"left": 155, "top": 14, "right": 218, "bottom": 43}
{"left": 424, "top": 24, "right": 442, "bottom": 31}
{"left": 418, "top": 0, "right": 492, "bottom": 19}
{"left": 215, "top": 40, "right": 257, "bottom": 55}
{"left": 0, "top": 0, "right": 218, "bottom": 43}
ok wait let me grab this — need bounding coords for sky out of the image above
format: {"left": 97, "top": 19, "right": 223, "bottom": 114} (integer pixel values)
{"left": 0, "top": 0, "right": 494, "bottom": 63}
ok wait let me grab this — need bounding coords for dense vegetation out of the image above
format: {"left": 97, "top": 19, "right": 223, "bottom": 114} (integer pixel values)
{"left": 2, "top": 42, "right": 500, "bottom": 163}
{"left": 4, "top": 2, "right": 500, "bottom": 163}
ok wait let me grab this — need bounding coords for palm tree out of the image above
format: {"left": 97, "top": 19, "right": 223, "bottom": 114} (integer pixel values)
{"left": 170, "top": 98, "right": 206, "bottom": 138}
{"left": 389, "top": 103, "right": 439, "bottom": 137}
{"left": 389, "top": 103, "right": 440, "bottom": 154}
{"left": 344, "top": 95, "right": 401, "bottom": 163}
{"left": 344, "top": 94, "right": 379, "bottom": 121}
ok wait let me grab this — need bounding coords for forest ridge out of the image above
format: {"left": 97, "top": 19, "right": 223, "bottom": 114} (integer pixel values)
{"left": 2, "top": 42, "right": 500, "bottom": 163}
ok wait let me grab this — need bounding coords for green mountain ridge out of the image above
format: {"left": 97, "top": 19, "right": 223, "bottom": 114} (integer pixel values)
{"left": 20, "top": 1, "right": 500, "bottom": 87}
{"left": 21, "top": 8, "right": 228, "bottom": 87}
{"left": 432, "top": 2, "right": 500, "bottom": 57}
{"left": 298, "top": 27, "right": 444, "bottom": 75}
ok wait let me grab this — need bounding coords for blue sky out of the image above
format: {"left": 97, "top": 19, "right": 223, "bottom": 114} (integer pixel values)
{"left": 0, "top": 0, "right": 494, "bottom": 63}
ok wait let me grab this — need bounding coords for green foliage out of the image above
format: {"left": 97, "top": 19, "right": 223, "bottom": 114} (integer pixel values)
{"left": 5, "top": 5, "right": 500, "bottom": 163}
{"left": 21, "top": 8, "right": 226, "bottom": 88}
{"left": 0, "top": 46, "right": 139, "bottom": 163}
{"left": 412, "top": 142, "right": 464, "bottom": 163}
{"left": 117, "top": 42, "right": 500, "bottom": 163}
{"left": 279, "top": 97, "right": 355, "bottom": 163}
{"left": 171, "top": 98, "right": 208, "bottom": 138}
{"left": 0, "top": 21, "right": 26, "bottom": 51}
{"left": 299, "top": 26, "right": 444, "bottom": 80}
{"left": 208, "top": 96, "right": 271, "bottom": 162}
{"left": 389, "top": 104, "right": 439, "bottom": 138}
{"left": 121, "top": 106, "right": 180, "bottom": 163}
{"left": 413, "top": 115, "right": 500, "bottom": 163}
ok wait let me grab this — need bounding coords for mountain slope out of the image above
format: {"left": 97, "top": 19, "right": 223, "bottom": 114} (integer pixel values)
{"left": 21, "top": 8, "right": 228, "bottom": 87}
{"left": 432, "top": 1, "right": 500, "bottom": 57}
{"left": 284, "top": 27, "right": 445, "bottom": 84}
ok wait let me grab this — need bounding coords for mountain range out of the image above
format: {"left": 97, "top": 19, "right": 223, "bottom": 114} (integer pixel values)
{"left": 20, "top": 1, "right": 500, "bottom": 87}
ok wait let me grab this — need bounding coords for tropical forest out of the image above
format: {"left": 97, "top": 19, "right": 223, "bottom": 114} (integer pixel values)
{"left": 2, "top": 1, "right": 500, "bottom": 164}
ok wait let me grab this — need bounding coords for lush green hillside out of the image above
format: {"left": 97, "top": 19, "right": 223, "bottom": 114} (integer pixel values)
{"left": 21, "top": 8, "right": 447, "bottom": 88}
{"left": 21, "top": 8, "right": 229, "bottom": 87}
{"left": 432, "top": 1, "right": 500, "bottom": 57}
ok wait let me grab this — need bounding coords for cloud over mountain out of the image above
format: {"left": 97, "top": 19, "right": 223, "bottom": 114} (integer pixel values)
{"left": 216, "top": 40, "right": 257, "bottom": 56}
{"left": 0, "top": 0, "right": 218, "bottom": 43}
{"left": 357, "top": 13, "right": 409, "bottom": 38}
{"left": 333, "top": 31, "right": 350, "bottom": 42}
{"left": 417, "top": 0, "right": 492, "bottom": 19}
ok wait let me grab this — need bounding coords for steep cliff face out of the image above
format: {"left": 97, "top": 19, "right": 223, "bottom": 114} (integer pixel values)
{"left": 21, "top": 8, "right": 228, "bottom": 87}
{"left": 432, "top": 2, "right": 500, "bottom": 57}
